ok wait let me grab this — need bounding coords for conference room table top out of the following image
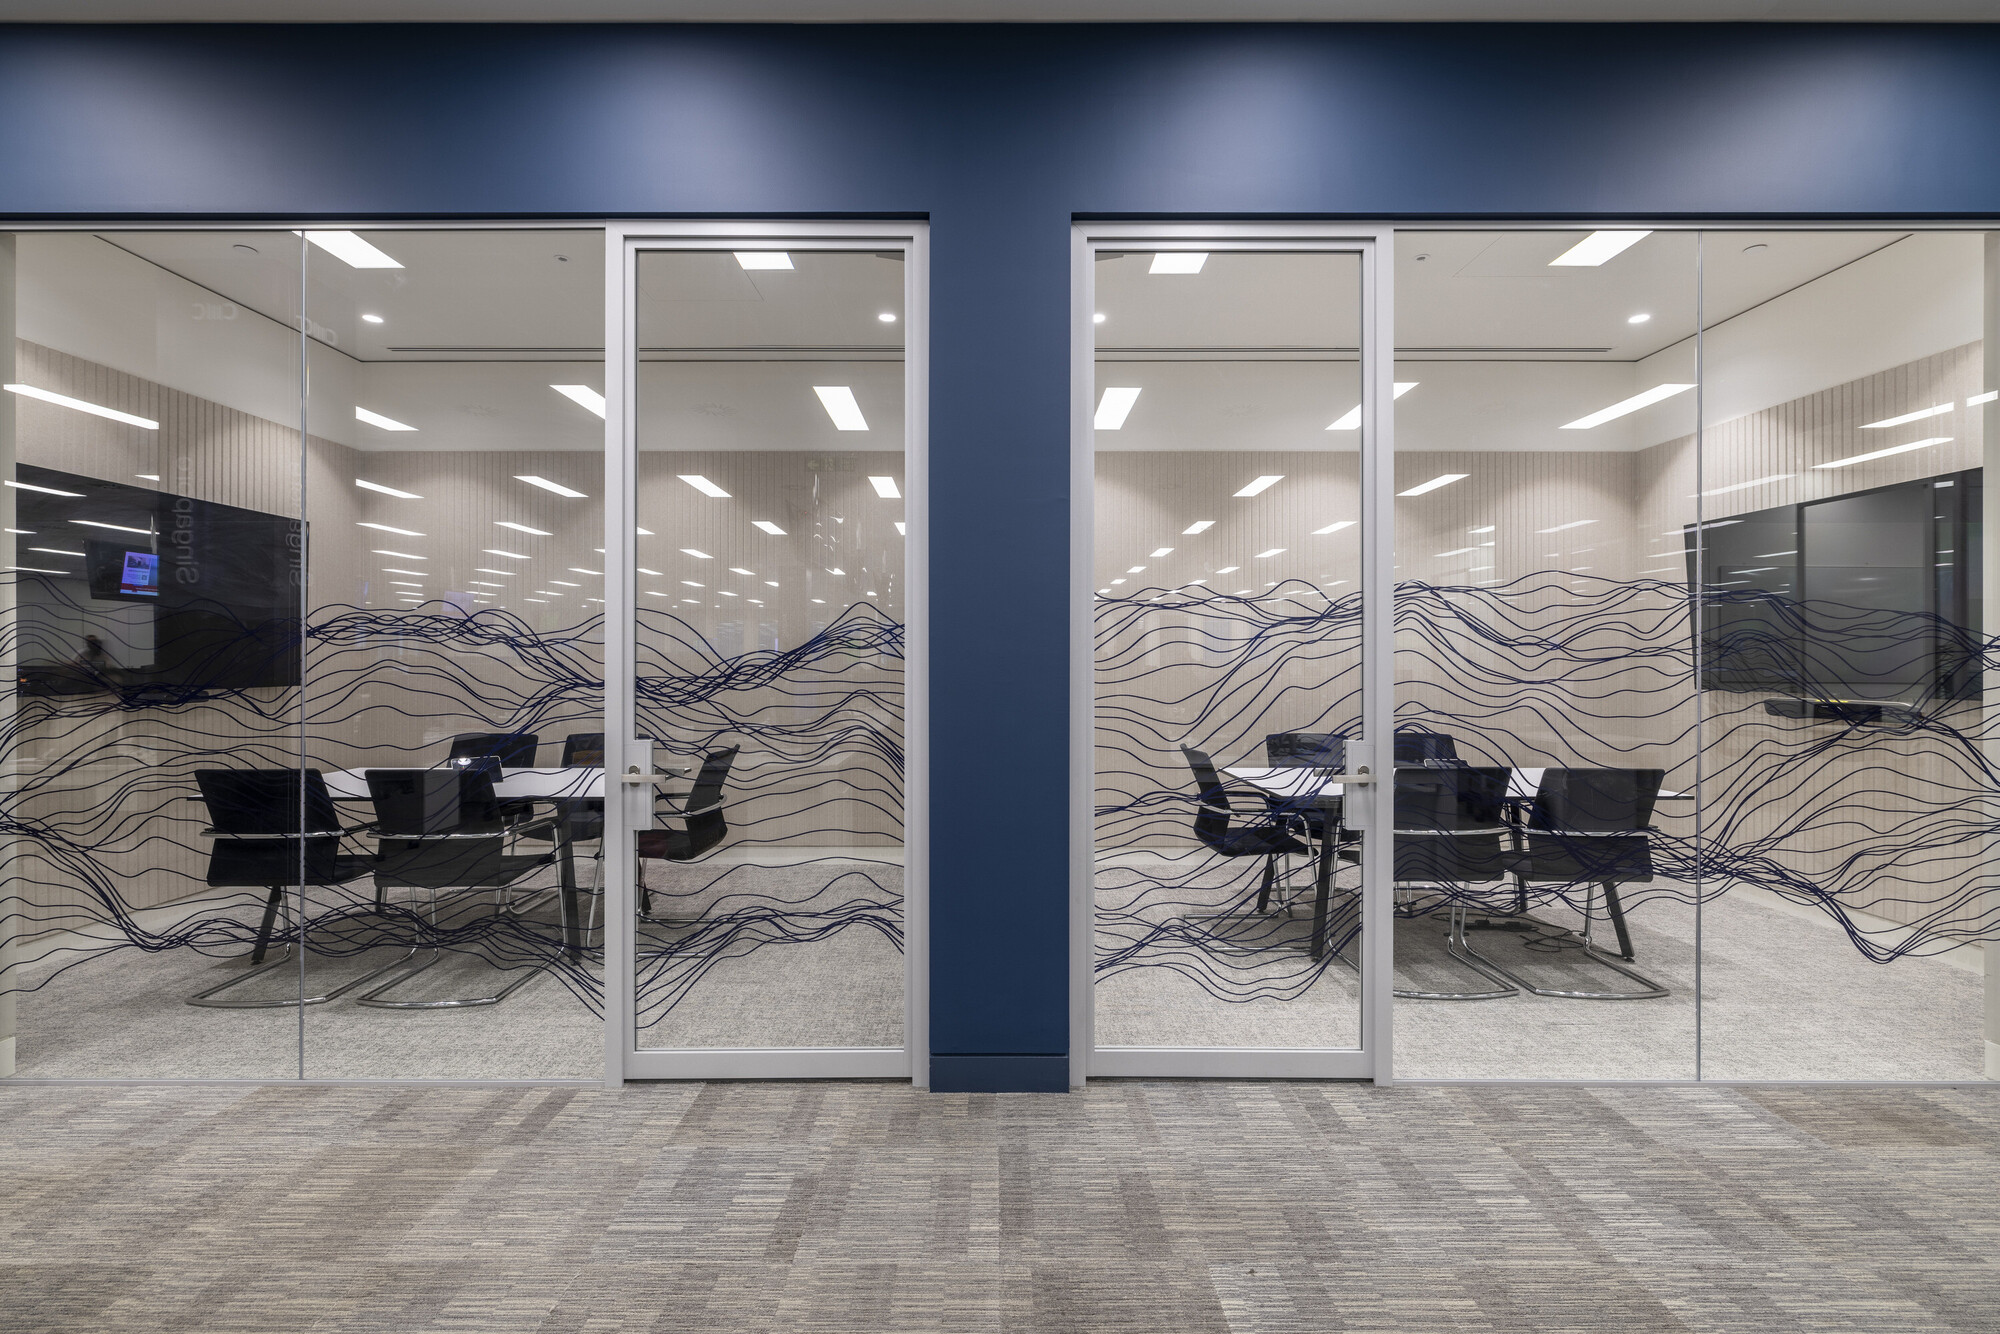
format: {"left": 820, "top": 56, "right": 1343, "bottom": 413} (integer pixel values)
{"left": 1223, "top": 765, "right": 1691, "bottom": 802}
{"left": 322, "top": 763, "right": 687, "bottom": 803}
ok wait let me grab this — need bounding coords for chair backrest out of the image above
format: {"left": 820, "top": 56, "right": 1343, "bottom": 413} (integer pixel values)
{"left": 684, "top": 747, "right": 739, "bottom": 856}
{"left": 1393, "top": 766, "right": 1509, "bottom": 833}
{"left": 1179, "top": 745, "right": 1239, "bottom": 850}
{"left": 1265, "top": 732, "right": 1345, "bottom": 769}
{"left": 196, "top": 768, "right": 341, "bottom": 837}
{"left": 1527, "top": 767, "right": 1663, "bottom": 834}
{"left": 1393, "top": 730, "right": 1459, "bottom": 765}
{"left": 196, "top": 769, "right": 343, "bottom": 886}
{"left": 449, "top": 731, "right": 539, "bottom": 769}
{"left": 561, "top": 732, "right": 606, "bottom": 766}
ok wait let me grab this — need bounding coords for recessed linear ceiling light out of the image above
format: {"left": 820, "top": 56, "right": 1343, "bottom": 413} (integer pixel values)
{"left": 1182, "top": 520, "right": 1215, "bottom": 535}
{"left": 354, "top": 406, "right": 416, "bottom": 432}
{"left": 811, "top": 598, "right": 827, "bottom": 605}
{"left": 1213, "top": 566, "right": 1239, "bottom": 574}
{"left": 728, "top": 567, "right": 755, "bottom": 576}
{"left": 1968, "top": 390, "right": 1999, "bottom": 407}
{"left": 639, "top": 568, "right": 664, "bottom": 577}
{"left": 1548, "top": 229, "right": 1652, "bottom": 267}
{"left": 895, "top": 522, "right": 907, "bottom": 536}
{"left": 720, "top": 590, "right": 740, "bottom": 597}
{"left": 355, "top": 479, "right": 421, "bottom": 499}
{"left": 381, "top": 568, "right": 426, "bottom": 576}
{"left": 295, "top": 230, "right": 403, "bottom": 269}
{"left": 1859, "top": 403, "right": 1952, "bottom": 430}
{"left": 29, "top": 547, "right": 85, "bottom": 557}
{"left": 1110, "top": 578, "right": 1127, "bottom": 585}
{"left": 734, "top": 252, "right": 793, "bottom": 270}
{"left": 535, "top": 590, "right": 564, "bottom": 597}
{"left": 1815, "top": 437, "right": 1951, "bottom": 469}
{"left": 1628, "top": 313, "right": 1652, "bottom": 324}
{"left": 826, "top": 567, "right": 846, "bottom": 576}
{"left": 814, "top": 386, "right": 869, "bottom": 431}
{"left": 469, "top": 580, "right": 505, "bottom": 587}
{"left": 518, "top": 475, "right": 588, "bottom": 498}
{"left": 878, "top": 313, "right": 897, "bottom": 324}
{"left": 1697, "top": 474, "right": 1793, "bottom": 497}
{"left": 1324, "top": 382, "right": 1420, "bottom": 430}
{"left": 1127, "top": 566, "right": 1146, "bottom": 574}
{"left": 1536, "top": 519, "right": 1598, "bottom": 534}
{"left": 1149, "top": 547, "right": 1174, "bottom": 559}
{"left": 681, "top": 549, "right": 713, "bottom": 560}
{"left": 5, "top": 480, "right": 83, "bottom": 497}
{"left": 1233, "top": 475, "right": 1283, "bottom": 498}
{"left": 765, "top": 580, "right": 780, "bottom": 587}
{"left": 571, "top": 567, "right": 603, "bottom": 576}
{"left": 473, "top": 569, "right": 515, "bottom": 577}
{"left": 1561, "top": 383, "right": 1695, "bottom": 430}
{"left": 637, "top": 527, "right": 654, "bottom": 536}
{"left": 496, "top": 521, "right": 551, "bottom": 536}
{"left": 5, "top": 384, "right": 159, "bottom": 430}
{"left": 1255, "top": 548, "right": 1286, "bottom": 559}
{"left": 1313, "top": 520, "right": 1356, "bottom": 535}
{"left": 483, "top": 549, "right": 528, "bottom": 559}
{"left": 524, "top": 598, "right": 549, "bottom": 604}
{"left": 371, "top": 549, "right": 423, "bottom": 560}
{"left": 550, "top": 580, "right": 581, "bottom": 587}
{"left": 361, "top": 313, "right": 384, "bottom": 324}
{"left": 8, "top": 564, "right": 68, "bottom": 574}
{"left": 387, "top": 581, "right": 424, "bottom": 588}
{"left": 1469, "top": 525, "right": 1496, "bottom": 534}
{"left": 869, "top": 476, "right": 901, "bottom": 499}
{"left": 1094, "top": 387, "right": 1141, "bottom": 430}
{"left": 1434, "top": 547, "right": 1482, "bottom": 558}
{"left": 1398, "top": 473, "right": 1468, "bottom": 497}
{"left": 679, "top": 474, "right": 730, "bottom": 498}
{"left": 551, "top": 384, "right": 607, "bottom": 418}
{"left": 751, "top": 521, "right": 787, "bottom": 536}
{"left": 1149, "top": 252, "right": 1208, "bottom": 274}
{"left": 136, "top": 474, "right": 160, "bottom": 481}
{"left": 360, "top": 522, "right": 424, "bottom": 536}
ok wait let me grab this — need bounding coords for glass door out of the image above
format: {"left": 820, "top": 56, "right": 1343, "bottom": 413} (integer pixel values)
{"left": 605, "top": 225, "right": 925, "bottom": 1081}
{"left": 1079, "top": 227, "right": 1392, "bottom": 1080}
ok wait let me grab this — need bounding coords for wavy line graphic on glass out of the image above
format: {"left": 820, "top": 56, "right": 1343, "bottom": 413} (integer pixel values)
{"left": 1094, "top": 573, "right": 2000, "bottom": 1002}
{"left": 0, "top": 579, "right": 903, "bottom": 1019}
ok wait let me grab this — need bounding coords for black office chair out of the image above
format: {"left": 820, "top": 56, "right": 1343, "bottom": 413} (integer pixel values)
{"left": 516, "top": 731, "right": 609, "bottom": 941}
{"left": 354, "top": 760, "right": 560, "bottom": 1009}
{"left": 1344, "top": 765, "right": 1521, "bottom": 1000}
{"left": 186, "top": 769, "right": 397, "bottom": 1008}
{"left": 636, "top": 747, "right": 738, "bottom": 921}
{"left": 1459, "top": 767, "right": 1669, "bottom": 1001}
{"left": 449, "top": 731, "right": 541, "bottom": 827}
{"left": 1263, "top": 732, "right": 1346, "bottom": 838}
{"left": 1179, "top": 744, "right": 1312, "bottom": 921}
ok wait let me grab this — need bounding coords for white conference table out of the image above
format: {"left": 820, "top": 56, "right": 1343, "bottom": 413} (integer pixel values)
{"left": 1223, "top": 765, "right": 1689, "bottom": 804}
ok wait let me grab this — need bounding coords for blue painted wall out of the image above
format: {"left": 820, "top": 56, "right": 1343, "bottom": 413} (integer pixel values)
{"left": 1, "top": 22, "right": 1996, "bottom": 1090}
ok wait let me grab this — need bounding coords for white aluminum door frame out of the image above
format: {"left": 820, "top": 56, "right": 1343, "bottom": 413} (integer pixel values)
{"left": 603, "top": 221, "right": 929, "bottom": 1085}
{"left": 1071, "top": 223, "right": 1396, "bottom": 1085}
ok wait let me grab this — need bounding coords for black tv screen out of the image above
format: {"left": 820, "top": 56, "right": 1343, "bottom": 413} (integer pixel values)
{"left": 13, "top": 466, "right": 302, "bottom": 693}
{"left": 1690, "top": 468, "right": 1981, "bottom": 703}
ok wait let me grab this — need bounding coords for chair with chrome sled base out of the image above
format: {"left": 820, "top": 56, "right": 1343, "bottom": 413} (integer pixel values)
{"left": 1360, "top": 766, "right": 1522, "bottom": 1001}
{"left": 186, "top": 769, "right": 408, "bottom": 1009}
{"left": 355, "top": 762, "right": 561, "bottom": 1009}
{"left": 1174, "top": 745, "right": 1313, "bottom": 932}
{"left": 1456, "top": 767, "right": 1670, "bottom": 1001}
{"left": 636, "top": 747, "right": 739, "bottom": 924}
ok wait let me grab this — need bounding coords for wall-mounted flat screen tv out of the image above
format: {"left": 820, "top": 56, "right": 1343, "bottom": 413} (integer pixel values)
{"left": 1689, "top": 468, "right": 1981, "bottom": 703}
{"left": 12, "top": 465, "right": 301, "bottom": 694}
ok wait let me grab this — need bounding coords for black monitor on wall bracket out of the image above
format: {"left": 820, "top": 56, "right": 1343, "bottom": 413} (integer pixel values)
{"left": 1688, "top": 468, "right": 1982, "bottom": 706}
{"left": 11, "top": 465, "right": 303, "bottom": 696}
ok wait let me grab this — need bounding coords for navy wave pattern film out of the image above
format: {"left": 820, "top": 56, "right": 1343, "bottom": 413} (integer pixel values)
{"left": 1095, "top": 570, "right": 1999, "bottom": 1002}
{"left": 0, "top": 582, "right": 905, "bottom": 1022}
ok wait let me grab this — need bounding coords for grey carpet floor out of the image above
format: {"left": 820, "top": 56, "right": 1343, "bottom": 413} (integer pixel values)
{"left": 6, "top": 1079, "right": 2000, "bottom": 1333}
{"left": 1095, "top": 858, "right": 1985, "bottom": 1080}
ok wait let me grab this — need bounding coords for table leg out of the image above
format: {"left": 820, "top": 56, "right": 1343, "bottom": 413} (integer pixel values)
{"left": 1310, "top": 822, "right": 1334, "bottom": 960}
{"left": 558, "top": 829, "right": 581, "bottom": 961}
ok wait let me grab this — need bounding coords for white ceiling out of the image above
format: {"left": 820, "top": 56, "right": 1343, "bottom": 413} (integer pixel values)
{"left": 0, "top": 1, "right": 1992, "bottom": 19}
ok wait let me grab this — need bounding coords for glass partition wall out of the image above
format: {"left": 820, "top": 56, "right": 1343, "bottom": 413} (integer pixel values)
{"left": 1390, "top": 227, "right": 1998, "bottom": 1081}
{"left": 0, "top": 227, "right": 608, "bottom": 1079}
{"left": 617, "top": 238, "right": 914, "bottom": 1078}
{"left": 1087, "top": 238, "right": 1380, "bottom": 1076}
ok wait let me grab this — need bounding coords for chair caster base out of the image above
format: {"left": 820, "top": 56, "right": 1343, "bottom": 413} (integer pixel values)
{"left": 353, "top": 949, "right": 547, "bottom": 1009}
{"left": 187, "top": 947, "right": 421, "bottom": 1009}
